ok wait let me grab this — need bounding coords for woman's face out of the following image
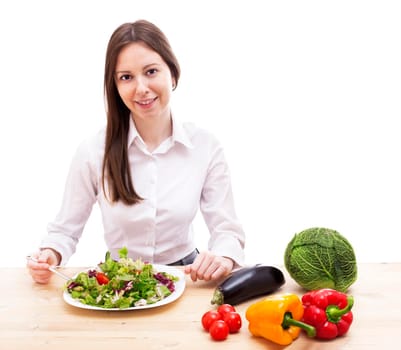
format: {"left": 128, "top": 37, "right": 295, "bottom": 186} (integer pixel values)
{"left": 115, "top": 42, "right": 174, "bottom": 122}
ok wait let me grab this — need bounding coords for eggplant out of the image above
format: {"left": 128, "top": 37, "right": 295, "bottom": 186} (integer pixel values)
{"left": 210, "top": 264, "right": 285, "bottom": 306}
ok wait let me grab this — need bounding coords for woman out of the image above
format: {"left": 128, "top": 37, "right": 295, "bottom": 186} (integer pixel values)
{"left": 27, "top": 19, "right": 245, "bottom": 284}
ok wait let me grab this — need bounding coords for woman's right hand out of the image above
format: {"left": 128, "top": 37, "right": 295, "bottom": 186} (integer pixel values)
{"left": 27, "top": 248, "right": 61, "bottom": 284}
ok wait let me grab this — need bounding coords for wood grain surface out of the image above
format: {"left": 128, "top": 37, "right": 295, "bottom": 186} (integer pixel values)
{"left": 1, "top": 263, "right": 399, "bottom": 349}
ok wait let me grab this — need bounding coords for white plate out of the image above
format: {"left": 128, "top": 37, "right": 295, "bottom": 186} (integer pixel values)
{"left": 63, "top": 264, "right": 185, "bottom": 311}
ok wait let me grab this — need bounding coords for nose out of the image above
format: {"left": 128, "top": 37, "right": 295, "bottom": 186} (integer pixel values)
{"left": 135, "top": 76, "right": 149, "bottom": 94}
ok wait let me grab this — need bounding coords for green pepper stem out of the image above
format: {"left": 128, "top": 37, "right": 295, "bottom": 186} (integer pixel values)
{"left": 326, "top": 296, "right": 354, "bottom": 323}
{"left": 282, "top": 312, "right": 316, "bottom": 338}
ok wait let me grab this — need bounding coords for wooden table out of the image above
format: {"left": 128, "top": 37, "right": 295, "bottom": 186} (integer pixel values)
{"left": 1, "top": 263, "right": 399, "bottom": 349}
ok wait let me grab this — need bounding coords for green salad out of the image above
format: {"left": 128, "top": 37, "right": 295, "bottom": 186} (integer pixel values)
{"left": 65, "top": 247, "right": 179, "bottom": 309}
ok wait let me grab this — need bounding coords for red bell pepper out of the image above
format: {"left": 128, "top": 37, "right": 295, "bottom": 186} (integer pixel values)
{"left": 301, "top": 288, "right": 354, "bottom": 340}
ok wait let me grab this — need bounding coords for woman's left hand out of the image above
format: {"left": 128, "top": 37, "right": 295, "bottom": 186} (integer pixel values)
{"left": 184, "top": 251, "right": 234, "bottom": 282}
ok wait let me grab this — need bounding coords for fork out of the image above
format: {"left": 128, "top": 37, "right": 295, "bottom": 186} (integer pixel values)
{"left": 26, "top": 256, "right": 71, "bottom": 281}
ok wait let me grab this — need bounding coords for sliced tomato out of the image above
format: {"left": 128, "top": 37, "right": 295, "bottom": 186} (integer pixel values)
{"left": 96, "top": 272, "right": 110, "bottom": 285}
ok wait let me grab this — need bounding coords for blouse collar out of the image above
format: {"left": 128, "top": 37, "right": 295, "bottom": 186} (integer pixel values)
{"left": 127, "top": 114, "right": 194, "bottom": 150}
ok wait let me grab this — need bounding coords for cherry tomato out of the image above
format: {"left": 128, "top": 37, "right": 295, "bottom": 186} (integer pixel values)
{"left": 223, "top": 311, "right": 242, "bottom": 333}
{"left": 201, "top": 310, "right": 222, "bottom": 331}
{"left": 209, "top": 320, "right": 229, "bottom": 341}
{"left": 95, "top": 272, "right": 109, "bottom": 285}
{"left": 217, "top": 303, "right": 236, "bottom": 317}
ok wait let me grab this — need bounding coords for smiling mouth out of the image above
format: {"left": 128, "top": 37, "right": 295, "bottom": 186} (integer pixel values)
{"left": 136, "top": 97, "right": 157, "bottom": 105}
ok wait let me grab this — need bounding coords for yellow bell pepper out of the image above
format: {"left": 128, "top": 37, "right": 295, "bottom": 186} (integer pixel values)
{"left": 245, "top": 293, "right": 316, "bottom": 345}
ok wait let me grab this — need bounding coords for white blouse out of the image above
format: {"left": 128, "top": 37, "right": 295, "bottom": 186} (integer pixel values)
{"left": 41, "top": 117, "right": 245, "bottom": 266}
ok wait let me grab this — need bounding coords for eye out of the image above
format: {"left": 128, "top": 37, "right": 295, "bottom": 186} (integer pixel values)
{"left": 146, "top": 68, "right": 158, "bottom": 76}
{"left": 118, "top": 74, "right": 132, "bottom": 81}
{"left": 120, "top": 74, "right": 132, "bottom": 80}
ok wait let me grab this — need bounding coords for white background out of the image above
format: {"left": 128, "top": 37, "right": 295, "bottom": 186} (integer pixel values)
{"left": 1, "top": 1, "right": 400, "bottom": 267}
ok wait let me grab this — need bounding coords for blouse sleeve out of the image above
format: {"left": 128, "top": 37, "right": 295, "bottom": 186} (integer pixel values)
{"left": 40, "top": 138, "right": 99, "bottom": 265}
{"left": 199, "top": 138, "right": 245, "bottom": 267}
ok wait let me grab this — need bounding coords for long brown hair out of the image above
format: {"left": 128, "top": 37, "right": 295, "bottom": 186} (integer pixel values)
{"left": 102, "top": 20, "right": 181, "bottom": 204}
